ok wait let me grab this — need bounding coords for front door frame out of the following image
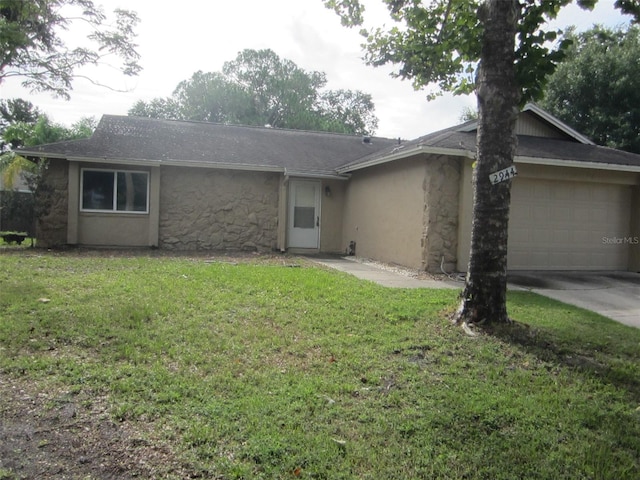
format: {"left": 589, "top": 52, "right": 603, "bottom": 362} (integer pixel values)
{"left": 287, "top": 179, "right": 321, "bottom": 250}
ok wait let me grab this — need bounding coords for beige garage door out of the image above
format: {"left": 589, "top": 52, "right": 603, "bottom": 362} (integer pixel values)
{"left": 509, "top": 178, "right": 631, "bottom": 270}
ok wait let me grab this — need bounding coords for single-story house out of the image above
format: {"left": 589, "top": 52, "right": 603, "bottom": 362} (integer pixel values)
{"left": 18, "top": 104, "right": 640, "bottom": 272}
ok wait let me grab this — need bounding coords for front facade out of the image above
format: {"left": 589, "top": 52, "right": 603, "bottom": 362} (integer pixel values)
{"left": 21, "top": 106, "right": 640, "bottom": 272}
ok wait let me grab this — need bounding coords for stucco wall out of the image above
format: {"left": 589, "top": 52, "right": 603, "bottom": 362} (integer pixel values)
{"left": 341, "top": 157, "right": 428, "bottom": 269}
{"left": 341, "top": 155, "right": 461, "bottom": 271}
{"left": 320, "top": 180, "right": 346, "bottom": 253}
{"left": 159, "top": 167, "right": 279, "bottom": 251}
{"left": 37, "top": 158, "right": 69, "bottom": 247}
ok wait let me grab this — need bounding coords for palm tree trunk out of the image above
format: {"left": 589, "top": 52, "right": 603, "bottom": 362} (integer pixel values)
{"left": 455, "top": 0, "right": 520, "bottom": 327}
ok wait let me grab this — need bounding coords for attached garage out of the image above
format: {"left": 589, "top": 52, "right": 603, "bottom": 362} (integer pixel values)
{"left": 509, "top": 178, "right": 632, "bottom": 270}
{"left": 458, "top": 160, "right": 639, "bottom": 272}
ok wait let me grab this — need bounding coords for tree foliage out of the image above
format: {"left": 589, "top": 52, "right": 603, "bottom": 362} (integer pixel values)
{"left": 324, "top": 0, "right": 639, "bottom": 327}
{"left": 1, "top": 113, "right": 95, "bottom": 187}
{"left": 0, "top": 112, "right": 95, "bottom": 233}
{"left": 540, "top": 25, "right": 640, "bottom": 153}
{"left": 0, "top": 0, "right": 141, "bottom": 99}
{"left": 0, "top": 98, "right": 41, "bottom": 151}
{"left": 328, "top": 0, "right": 638, "bottom": 102}
{"left": 129, "top": 49, "right": 379, "bottom": 135}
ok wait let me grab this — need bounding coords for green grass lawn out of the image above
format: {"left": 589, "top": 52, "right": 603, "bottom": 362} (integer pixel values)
{"left": 1, "top": 252, "right": 639, "bottom": 479}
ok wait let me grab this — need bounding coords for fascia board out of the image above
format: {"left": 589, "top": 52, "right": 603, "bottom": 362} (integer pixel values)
{"left": 283, "top": 169, "right": 350, "bottom": 180}
{"left": 515, "top": 155, "right": 640, "bottom": 172}
{"left": 18, "top": 151, "right": 162, "bottom": 167}
{"left": 336, "top": 146, "right": 475, "bottom": 174}
{"left": 161, "top": 159, "right": 283, "bottom": 173}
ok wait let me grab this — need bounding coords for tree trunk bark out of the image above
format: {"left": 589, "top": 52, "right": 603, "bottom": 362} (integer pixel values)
{"left": 455, "top": 0, "right": 520, "bottom": 328}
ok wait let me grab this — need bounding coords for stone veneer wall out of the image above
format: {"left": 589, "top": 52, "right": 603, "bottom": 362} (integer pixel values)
{"left": 37, "top": 158, "right": 69, "bottom": 247}
{"left": 422, "top": 156, "right": 461, "bottom": 272}
{"left": 159, "top": 167, "right": 280, "bottom": 251}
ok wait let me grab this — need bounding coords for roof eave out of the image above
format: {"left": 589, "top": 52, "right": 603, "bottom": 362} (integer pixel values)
{"left": 18, "top": 151, "right": 162, "bottom": 167}
{"left": 337, "top": 145, "right": 474, "bottom": 173}
{"left": 515, "top": 155, "right": 640, "bottom": 172}
{"left": 161, "top": 159, "right": 283, "bottom": 173}
{"left": 284, "top": 168, "right": 350, "bottom": 180}
{"left": 16, "top": 152, "right": 350, "bottom": 177}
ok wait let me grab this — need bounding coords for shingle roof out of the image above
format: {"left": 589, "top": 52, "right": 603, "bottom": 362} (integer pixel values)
{"left": 19, "top": 115, "right": 398, "bottom": 176}
{"left": 18, "top": 111, "right": 640, "bottom": 175}
{"left": 339, "top": 126, "right": 640, "bottom": 172}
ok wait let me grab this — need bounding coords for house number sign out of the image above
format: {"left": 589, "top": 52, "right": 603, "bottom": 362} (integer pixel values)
{"left": 489, "top": 165, "right": 518, "bottom": 185}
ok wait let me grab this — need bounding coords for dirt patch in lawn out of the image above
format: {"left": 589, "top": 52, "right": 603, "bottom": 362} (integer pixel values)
{"left": 0, "top": 376, "right": 200, "bottom": 479}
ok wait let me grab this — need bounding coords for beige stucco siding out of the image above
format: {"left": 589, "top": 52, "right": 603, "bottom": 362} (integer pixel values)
{"left": 341, "top": 157, "right": 428, "bottom": 269}
{"left": 320, "top": 180, "right": 346, "bottom": 253}
{"left": 159, "top": 167, "right": 279, "bottom": 251}
{"left": 77, "top": 214, "right": 151, "bottom": 246}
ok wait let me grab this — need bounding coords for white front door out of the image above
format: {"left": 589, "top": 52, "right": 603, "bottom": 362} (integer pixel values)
{"left": 288, "top": 180, "right": 321, "bottom": 249}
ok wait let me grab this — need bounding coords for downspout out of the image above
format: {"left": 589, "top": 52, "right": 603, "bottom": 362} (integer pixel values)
{"left": 276, "top": 172, "right": 289, "bottom": 252}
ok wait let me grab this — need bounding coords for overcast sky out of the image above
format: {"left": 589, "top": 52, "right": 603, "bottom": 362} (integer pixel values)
{"left": 0, "top": 0, "right": 633, "bottom": 139}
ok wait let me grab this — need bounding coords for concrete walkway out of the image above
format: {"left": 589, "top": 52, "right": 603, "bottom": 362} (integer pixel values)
{"left": 508, "top": 271, "right": 640, "bottom": 329}
{"left": 310, "top": 256, "right": 461, "bottom": 289}
{"left": 310, "top": 256, "right": 640, "bottom": 329}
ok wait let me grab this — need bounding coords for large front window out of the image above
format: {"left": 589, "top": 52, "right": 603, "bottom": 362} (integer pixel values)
{"left": 81, "top": 169, "right": 149, "bottom": 213}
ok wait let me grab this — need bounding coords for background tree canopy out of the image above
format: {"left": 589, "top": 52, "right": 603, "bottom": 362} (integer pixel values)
{"left": 1, "top": 110, "right": 96, "bottom": 188}
{"left": 0, "top": 0, "right": 141, "bottom": 99}
{"left": 128, "top": 49, "right": 379, "bottom": 136}
{"left": 540, "top": 25, "right": 640, "bottom": 153}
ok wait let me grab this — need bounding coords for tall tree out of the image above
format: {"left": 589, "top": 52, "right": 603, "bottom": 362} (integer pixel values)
{"left": 0, "top": 0, "right": 141, "bottom": 99}
{"left": 316, "top": 89, "right": 379, "bottom": 135}
{"left": 172, "top": 71, "right": 257, "bottom": 124}
{"left": 540, "top": 25, "right": 640, "bottom": 153}
{"left": 129, "top": 49, "right": 379, "bottom": 135}
{"left": 324, "top": 0, "right": 639, "bottom": 329}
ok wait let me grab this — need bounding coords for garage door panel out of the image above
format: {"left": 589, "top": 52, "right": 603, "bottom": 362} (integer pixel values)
{"left": 550, "top": 206, "right": 571, "bottom": 222}
{"left": 510, "top": 228, "right": 530, "bottom": 244}
{"left": 573, "top": 206, "right": 592, "bottom": 223}
{"left": 532, "top": 205, "right": 548, "bottom": 221}
{"left": 509, "top": 178, "right": 631, "bottom": 270}
{"left": 552, "top": 229, "right": 570, "bottom": 243}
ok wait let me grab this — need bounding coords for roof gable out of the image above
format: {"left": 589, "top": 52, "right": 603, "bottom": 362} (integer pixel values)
{"left": 338, "top": 105, "right": 640, "bottom": 173}
{"left": 457, "top": 103, "right": 595, "bottom": 144}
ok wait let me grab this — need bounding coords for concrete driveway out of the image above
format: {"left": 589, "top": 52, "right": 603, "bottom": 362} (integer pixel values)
{"left": 508, "top": 271, "right": 640, "bottom": 328}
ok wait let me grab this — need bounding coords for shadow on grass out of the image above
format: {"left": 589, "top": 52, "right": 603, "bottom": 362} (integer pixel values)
{"left": 488, "top": 293, "right": 640, "bottom": 401}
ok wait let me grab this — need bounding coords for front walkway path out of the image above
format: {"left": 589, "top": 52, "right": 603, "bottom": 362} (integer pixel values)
{"left": 309, "top": 256, "right": 461, "bottom": 289}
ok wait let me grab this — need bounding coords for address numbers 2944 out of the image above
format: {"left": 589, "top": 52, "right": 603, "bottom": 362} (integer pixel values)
{"left": 489, "top": 165, "right": 518, "bottom": 185}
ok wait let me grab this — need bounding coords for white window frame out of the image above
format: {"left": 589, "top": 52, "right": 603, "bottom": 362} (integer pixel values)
{"left": 80, "top": 168, "right": 150, "bottom": 214}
